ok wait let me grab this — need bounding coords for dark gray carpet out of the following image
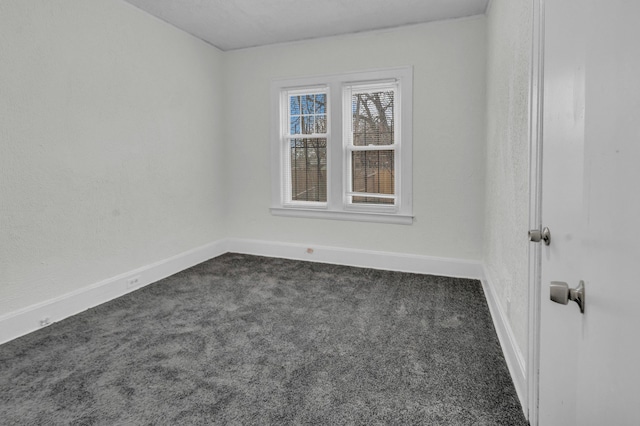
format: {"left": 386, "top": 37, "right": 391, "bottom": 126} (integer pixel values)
{"left": 1, "top": 253, "right": 527, "bottom": 425}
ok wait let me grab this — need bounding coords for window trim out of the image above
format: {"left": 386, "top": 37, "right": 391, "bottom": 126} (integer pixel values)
{"left": 270, "top": 67, "right": 413, "bottom": 225}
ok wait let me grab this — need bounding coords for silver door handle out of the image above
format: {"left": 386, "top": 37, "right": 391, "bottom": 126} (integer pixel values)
{"left": 529, "top": 227, "right": 551, "bottom": 245}
{"left": 550, "top": 280, "right": 585, "bottom": 313}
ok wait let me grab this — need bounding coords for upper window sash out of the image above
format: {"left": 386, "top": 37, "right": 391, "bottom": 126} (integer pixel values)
{"left": 283, "top": 87, "right": 329, "bottom": 138}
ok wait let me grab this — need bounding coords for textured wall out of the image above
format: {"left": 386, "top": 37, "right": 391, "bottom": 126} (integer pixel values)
{"left": 484, "top": 0, "right": 532, "bottom": 355}
{"left": 223, "top": 17, "right": 487, "bottom": 260}
{"left": 0, "top": 1, "right": 226, "bottom": 315}
{"left": 1, "top": 6, "right": 492, "bottom": 324}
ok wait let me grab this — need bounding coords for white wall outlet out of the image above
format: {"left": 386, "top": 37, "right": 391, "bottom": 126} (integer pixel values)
{"left": 126, "top": 275, "right": 141, "bottom": 289}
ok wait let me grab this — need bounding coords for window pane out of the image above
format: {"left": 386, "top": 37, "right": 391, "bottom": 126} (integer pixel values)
{"left": 351, "top": 150, "right": 395, "bottom": 204}
{"left": 315, "top": 114, "right": 327, "bottom": 133}
{"left": 301, "top": 95, "right": 315, "bottom": 114}
{"left": 290, "top": 96, "right": 301, "bottom": 115}
{"left": 315, "top": 94, "right": 326, "bottom": 113}
{"left": 290, "top": 138, "right": 327, "bottom": 202}
{"left": 289, "top": 92, "right": 327, "bottom": 135}
{"left": 351, "top": 195, "right": 395, "bottom": 205}
{"left": 290, "top": 116, "right": 300, "bottom": 134}
{"left": 352, "top": 90, "right": 395, "bottom": 146}
{"left": 301, "top": 115, "right": 314, "bottom": 134}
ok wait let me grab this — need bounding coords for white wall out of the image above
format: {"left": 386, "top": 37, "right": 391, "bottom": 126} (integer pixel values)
{"left": 223, "top": 17, "right": 487, "bottom": 260}
{"left": 0, "top": 0, "right": 226, "bottom": 315}
{"left": 483, "top": 0, "right": 532, "bottom": 357}
{"left": 1, "top": 6, "right": 495, "bottom": 342}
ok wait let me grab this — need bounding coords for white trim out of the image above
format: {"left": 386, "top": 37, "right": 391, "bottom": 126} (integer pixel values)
{"left": 0, "top": 240, "right": 228, "bottom": 345}
{"left": 269, "top": 207, "right": 413, "bottom": 224}
{"left": 225, "top": 238, "right": 483, "bottom": 279}
{"left": 0, "top": 238, "right": 481, "bottom": 346}
{"left": 527, "top": 0, "right": 545, "bottom": 424}
{"left": 481, "top": 266, "right": 528, "bottom": 416}
{"left": 1, "top": 237, "right": 483, "bottom": 346}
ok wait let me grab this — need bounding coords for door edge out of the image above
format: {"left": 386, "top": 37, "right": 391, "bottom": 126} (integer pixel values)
{"left": 527, "top": 0, "right": 545, "bottom": 424}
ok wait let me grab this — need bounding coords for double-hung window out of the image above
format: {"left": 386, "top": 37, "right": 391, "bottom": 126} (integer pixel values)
{"left": 271, "top": 67, "right": 413, "bottom": 224}
{"left": 283, "top": 88, "right": 329, "bottom": 206}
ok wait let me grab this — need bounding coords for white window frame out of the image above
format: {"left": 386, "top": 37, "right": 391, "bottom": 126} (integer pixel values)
{"left": 270, "top": 67, "right": 413, "bottom": 225}
{"left": 281, "top": 86, "right": 329, "bottom": 209}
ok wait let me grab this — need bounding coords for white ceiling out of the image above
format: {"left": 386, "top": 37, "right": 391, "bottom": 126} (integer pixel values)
{"left": 123, "top": 0, "right": 489, "bottom": 51}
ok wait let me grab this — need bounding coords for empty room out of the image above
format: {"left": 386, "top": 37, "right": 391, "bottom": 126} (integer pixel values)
{"left": 1, "top": 0, "right": 638, "bottom": 425}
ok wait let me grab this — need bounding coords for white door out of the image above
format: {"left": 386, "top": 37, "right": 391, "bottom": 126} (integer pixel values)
{"left": 538, "top": 0, "right": 640, "bottom": 425}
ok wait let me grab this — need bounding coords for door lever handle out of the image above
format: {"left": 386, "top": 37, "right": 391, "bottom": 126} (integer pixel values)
{"left": 550, "top": 280, "right": 585, "bottom": 313}
{"left": 529, "top": 227, "right": 551, "bottom": 245}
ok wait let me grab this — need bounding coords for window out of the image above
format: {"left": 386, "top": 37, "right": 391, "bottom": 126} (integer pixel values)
{"left": 270, "top": 67, "right": 413, "bottom": 224}
{"left": 346, "top": 82, "right": 397, "bottom": 207}
{"left": 285, "top": 88, "right": 328, "bottom": 205}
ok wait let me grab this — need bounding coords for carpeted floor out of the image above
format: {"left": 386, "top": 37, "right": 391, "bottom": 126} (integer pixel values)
{"left": 1, "top": 253, "right": 527, "bottom": 425}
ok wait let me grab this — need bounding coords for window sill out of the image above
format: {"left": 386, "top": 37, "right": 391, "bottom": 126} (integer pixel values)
{"left": 270, "top": 207, "right": 413, "bottom": 225}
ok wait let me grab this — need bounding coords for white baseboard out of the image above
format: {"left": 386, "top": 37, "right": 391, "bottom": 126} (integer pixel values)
{"left": 0, "top": 240, "right": 228, "bottom": 345}
{"left": 480, "top": 266, "right": 528, "bottom": 415}
{"left": 225, "top": 238, "right": 484, "bottom": 279}
{"left": 1, "top": 237, "right": 484, "bottom": 348}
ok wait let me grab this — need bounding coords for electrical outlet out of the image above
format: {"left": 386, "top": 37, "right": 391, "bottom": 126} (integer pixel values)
{"left": 126, "top": 275, "right": 141, "bottom": 289}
